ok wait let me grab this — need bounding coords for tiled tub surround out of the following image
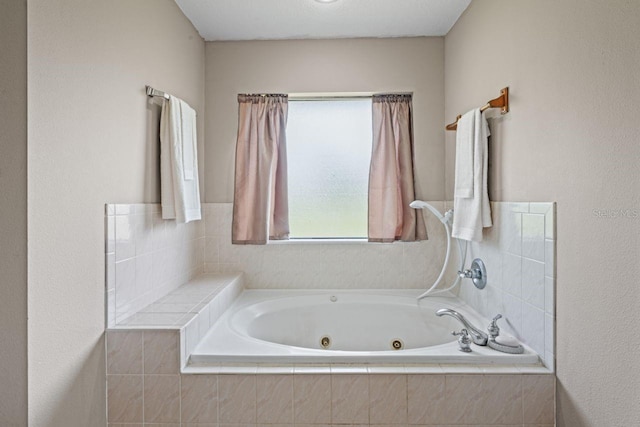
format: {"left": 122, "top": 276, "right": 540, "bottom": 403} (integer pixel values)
{"left": 107, "top": 302, "right": 555, "bottom": 425}
{"left": 107, "top": 293, "right": 553, "bottom": 427}
{"left": 202, "top": 202, "right": 450, "bottom": 289}
{"left": 106, "top": 328, "right": 556, "bottom": 426}
{"left": 110, "top": 272, "right": 244, "bottom": 370}
{"left": 453, "top": 203, "right": 556, "bottom": 371}
{"left": 106, "top": 203, "right": 205, "bottom": 326}
{"left": 106, "top": 201, "right": 556, "bottom": 426}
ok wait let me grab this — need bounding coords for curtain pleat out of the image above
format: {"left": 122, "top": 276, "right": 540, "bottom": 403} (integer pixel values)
{"left": 368, "top": 94, "right": 427, "bottom": 242}
{"left": 232, "top": 94, "right": 289, "bottom": 244}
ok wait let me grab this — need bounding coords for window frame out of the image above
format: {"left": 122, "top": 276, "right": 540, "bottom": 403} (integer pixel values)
{"left": 285, "top": 94, "right": 375, "bottom": 242}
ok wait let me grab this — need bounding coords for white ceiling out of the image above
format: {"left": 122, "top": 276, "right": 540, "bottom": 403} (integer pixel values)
{"left": 174, "top": 0, "right": 472, "bottom": 41}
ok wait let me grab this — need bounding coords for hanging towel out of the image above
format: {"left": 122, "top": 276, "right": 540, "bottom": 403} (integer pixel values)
{"left": 454, "top": 110, "right": 475, "bottom": 198}
{"left": 160, "top": 95, "right": 201, "bottom": 223}
{"left": 452, "top": 108, "right": 492, "bottom": 242}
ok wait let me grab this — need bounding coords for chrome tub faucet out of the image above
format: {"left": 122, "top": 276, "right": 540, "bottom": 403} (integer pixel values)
{"left": 436, "top": 308, "right": 488, "bottom": 346}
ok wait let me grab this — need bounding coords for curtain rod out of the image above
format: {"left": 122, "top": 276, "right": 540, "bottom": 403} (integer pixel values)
{"left": 289, "top": 92, "right": 412, "bottom": 101}
{"left": 445, "top": 87, "right": 510, "bottom": 131}
{"left": 289, "top": 96, "right": 372, "bottom": 101}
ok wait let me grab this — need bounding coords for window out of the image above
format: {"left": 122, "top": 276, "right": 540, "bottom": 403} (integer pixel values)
{"left": 287, "top": 99, "right": 372, "bottom": 239}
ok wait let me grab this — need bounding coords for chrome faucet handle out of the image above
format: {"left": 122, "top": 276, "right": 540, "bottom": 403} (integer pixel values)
{"left": 458, "top": 269, "right": 471, "bottom": 278}
{"left": 487, "top": 314, "right": 503, "bottom": 339}
{"left": 457, "top": 268, "right": 482, "bottom": 279}
{"left": 457, "top": 258, "right": 487, "bottom": 289}
{"left": 452, "top": 329, "right": 472, "bottom": 353}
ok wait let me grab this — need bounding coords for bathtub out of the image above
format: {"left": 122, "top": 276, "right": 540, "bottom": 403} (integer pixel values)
{"left": 190, "top": 289, "right": 540, "bottom": 365}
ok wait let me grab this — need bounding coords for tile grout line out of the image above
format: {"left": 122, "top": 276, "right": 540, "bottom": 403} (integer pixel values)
{"left": 367, "top": 373, "right": 370, "bottom": 426}
{"left": 141, "top": 330, "right": 144, "bottom": 424}
{"left": 521, "top": 373, "right": 525, "bottom": 426}
{"left": 216, "top": 372, "right": 220, "bottom": 425}
{"left": 177, "top": 331, "right": 182, "bottom": 426}
{"left": 329, "top": 373, "right": 333, "bottom": 424}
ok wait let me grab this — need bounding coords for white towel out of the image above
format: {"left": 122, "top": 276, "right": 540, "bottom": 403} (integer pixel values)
{"left": 452, "top": 108, "right": 492, "bottom": 242}
{"left": 160, "top": 95, "right": 202, "bottom": 223}
{"left": 454, "top": 110, "right": 475, "bottom": 198}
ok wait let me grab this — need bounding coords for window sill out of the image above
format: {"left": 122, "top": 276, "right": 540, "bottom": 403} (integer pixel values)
{"left": 269, "top": 238, "right": 369, "bottom": 245}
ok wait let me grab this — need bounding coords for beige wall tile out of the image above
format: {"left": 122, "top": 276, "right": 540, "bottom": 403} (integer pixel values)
{"left": 256, "top": 374, "right": 293, "bottom": 424}
{"left": 369, "top": 375, "right": 407, "bottom": 424}
{"left": 107, "top": 375, "right": 143, "bottom": 423}
{"left": 443, "top": 375, "right": 484, "bottom": 425}
{"left": 219, "top": 374, "right": 257, "bottom": 423}
{"left": 482, "top": 375, "right": 523, "bottom": 425}
{"left": 407, "top": 375, "right": 446, "bottom": 424}
{"left": 293, "top": 374, "right": 331, "bottom": 424}
{"left": 107, "top": 331, "right": 142, "bottom": 375}
{"left": 331, "top": 374, "right": 369, "bottom": 424}
{"left": 181, "top": 374, "right": 218, "bottom": 423}
{"left": 183, "top": 424, "right": 218, "bottom": 427}
{"left": 523, "top": 375, "right": 555, "bottom": 424}
{"left": 143, "top": 375, "right": 180, "bottom": 423}
{"left": 144, "top": 331, "right": 180, "bottom": 374}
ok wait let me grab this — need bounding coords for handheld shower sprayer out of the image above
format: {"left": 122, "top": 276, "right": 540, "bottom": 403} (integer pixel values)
{"left": 410, "top": 200, "right": 467, "bottom": 300}
{"left": 409, "top": 200, "right": 453, "bottom": 225}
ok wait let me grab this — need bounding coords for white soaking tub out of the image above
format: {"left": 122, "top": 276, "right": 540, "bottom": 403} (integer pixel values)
{"left": 190, "top": 289, "right": 540, "bottom": 365}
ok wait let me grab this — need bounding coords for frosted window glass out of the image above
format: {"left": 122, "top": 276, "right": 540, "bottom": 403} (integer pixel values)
{"left": 287, "top": 99, "right": 372, "bottom": 238}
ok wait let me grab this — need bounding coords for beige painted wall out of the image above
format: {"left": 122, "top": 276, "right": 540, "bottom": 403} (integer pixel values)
{"left": 445, "top": 1, "right": 640, "bottom": 425}
{"left": 27, "top": 0, "right": 204, "bottom": 425}
{"left": 204, "top": 38, "right": 445, "bottom": 202}
{"left": 0, "top": 0, "right": 28, "bottom": 425}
